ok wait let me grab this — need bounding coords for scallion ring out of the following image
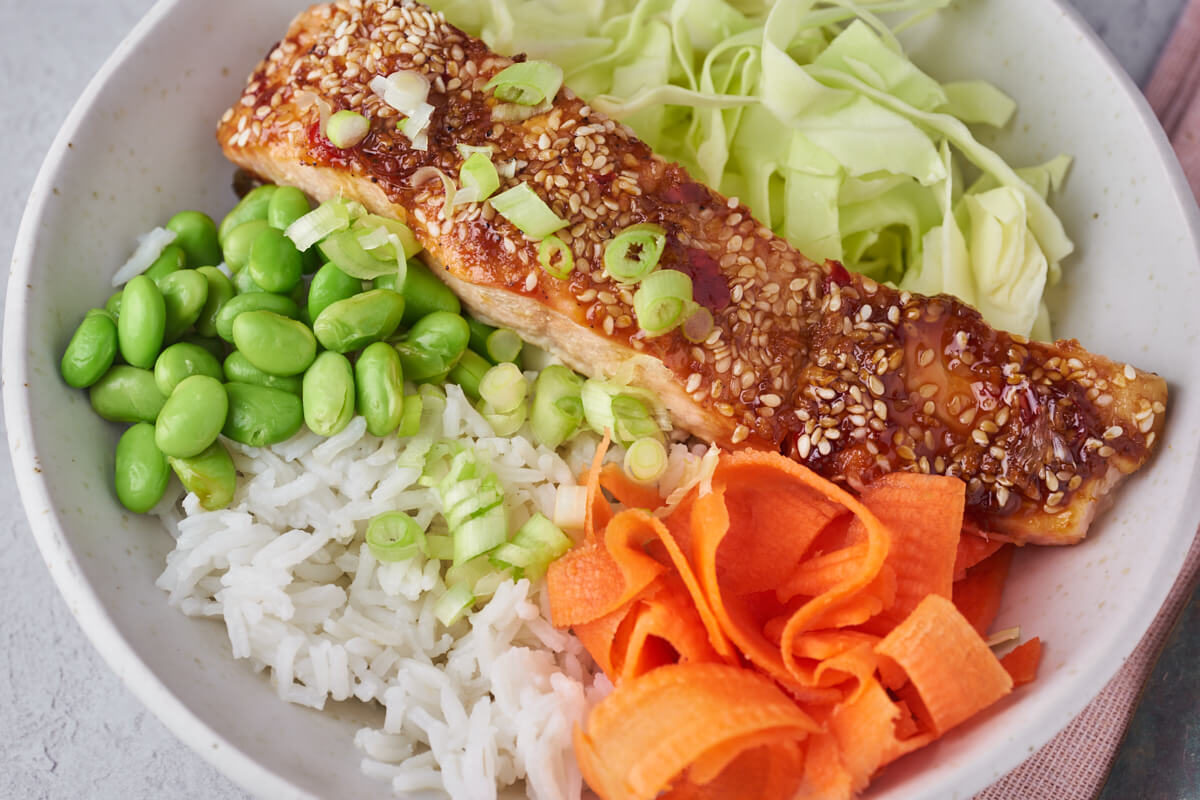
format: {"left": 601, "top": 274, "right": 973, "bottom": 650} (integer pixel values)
{"left": 681, "top": 304, "right": 714, "bottom": 343}
{"left": 459, "top": 151, "right": 500, "bottom": 205}
{"left": 603, "top": 223, "right": 667, "bottom": 282}
{"left": 365, "top": 511, "right": 424, "bottom": 562}
{"left": 632, "top": 269, "right": 693, "bottom": 335}
{"left": 538, "top": 235, "right": 574, "bottom": 279}
{"left": 624, "top": 437, "right": 669, "bottom": 484}
{"left": 489, "top": 183, "right": 567, "bottom": 240}
{"left": 484, "top": 60, "right": 564, "bottom": 106}
{"left": 325, "top": 110, "right": 369, "bottom": 149}
{"left": 479, "top": 362, "right": 527, "bottom": 415}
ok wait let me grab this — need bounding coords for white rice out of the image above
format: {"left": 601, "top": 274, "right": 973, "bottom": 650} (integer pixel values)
{"left": 155, "top": 385, "right": 613, "bottom": 799}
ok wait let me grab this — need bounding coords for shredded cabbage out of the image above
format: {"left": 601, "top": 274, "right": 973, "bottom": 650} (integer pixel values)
{"left": 429, "top": 0, "right": 1073, "bottom": 338}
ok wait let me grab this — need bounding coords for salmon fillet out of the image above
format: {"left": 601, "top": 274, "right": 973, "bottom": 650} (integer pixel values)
{"left": 217, "top": 0, "right": 1167, "bottom": 545}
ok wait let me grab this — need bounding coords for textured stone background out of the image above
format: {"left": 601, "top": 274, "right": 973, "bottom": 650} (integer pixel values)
{"left": 0, "top": 0, "right": 1187, "bottom": 798}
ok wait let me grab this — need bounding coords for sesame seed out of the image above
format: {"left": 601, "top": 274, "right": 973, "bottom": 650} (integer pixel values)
{"left": 1124, "top": 364, "right": 1137, "bottom": 381}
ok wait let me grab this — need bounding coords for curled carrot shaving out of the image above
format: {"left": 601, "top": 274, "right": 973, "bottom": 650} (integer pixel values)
{"left": 1000, "top": 637, "right": 1043, "bottom": 686}
{"left": 952, "top": 544, "right": 1015, "bottom": 636}
{"left": 600, "top": 462, "right": 665, "bottom": 511}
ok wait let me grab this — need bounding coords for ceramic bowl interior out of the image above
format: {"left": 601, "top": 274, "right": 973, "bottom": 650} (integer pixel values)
{"left": 6, "top": 0, "right": 1200, "bottom": 798}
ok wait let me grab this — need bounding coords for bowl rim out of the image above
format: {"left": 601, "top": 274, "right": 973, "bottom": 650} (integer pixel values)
{"left": 5, "top": 0, "right": 1200, "bottom": 798}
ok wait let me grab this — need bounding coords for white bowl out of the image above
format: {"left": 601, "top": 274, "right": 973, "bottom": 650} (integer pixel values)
{"left": 6, "top": 0, "right": 1200, "bottom": 798}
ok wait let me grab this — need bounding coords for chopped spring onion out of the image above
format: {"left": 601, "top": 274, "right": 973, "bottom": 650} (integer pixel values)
{"left": 370, "top": 70, "right": 434, "bottom": 149}
{"left": 465, "top": 315, "right": 496, "bottom": 356}
{"left": 422, "top": 534, "right": 455, "bottom": 561}
{"left": 485, "top": 328, "right": 523, "bottom": 365}
{"left": 611, "top": 394, "right": 662, "bottom": 444}
{"left": 325, "top": 110, "right": 370, "bottom": 148}
{"left": 447, "top": 349, "right": 491, "bottom": 400}
{"left": 553, "top": 484, "right": 589, "bottom": 531}
{"left": 318, "top": 229, "right": 397, "bottom": 279}
{"left": 624, "top": 437, "right": 669, "bottom": 485}
{"left": 582, "top": 378, "right": 666, "bottom": 446}
{"left": 603, "top": 223, "right": 666, "bottom": 283}
{"left": 681, "top": 304, "right": 715, "bottom": 343}
{"left": 458, "top": 151, "right": 500, "bottom": 205}
{"left": 538, "top": 235, "right": 574, "bottom": 279}
{"left": 480, "top": 399, "right": 527, "bottom": 436}
{"left": 398, "top": 103, "right": 435, "bottom": 151}
{"left": 491, "top": 99, "right": 553, "bottom": 123}
{"left": 356, "top": 214, "right": 422, "bottom": 260}
{"left": 633, "top": 269, "right": 693, "bottom": 335}
{"left": 530, "top": 364, "right": 584, "bottom": 450}
{"left": 396, "top": 393, "right": 423, "bottom": 438}
{"left": 113, "top": 227, "right": 177, "bottom": 286}
{"left": 284, "top": 197, "right": 357, "bottom": 252}
{"left": 422, "top": 444, "right": 508, "bottom": 564}
{"left": 410, "top": 165, "right": 458, "bottom": 213}
{"left": 485, "top": 60, "right": 564, "bottom": 106}
{"left": 491, "top": 513, "right": 572, "bottom": 581}
{"left": 479, "top": 362, "right": 527, "bottom": 414}
{"left": 489, "top": 183, "right": 567, "bottom": 239}
{"left": 457, "top": 143, "right": 496, "bottom": 159}
{"left": 365, "top": 511, "right": 425, "bottom": 562}
{"left": 433, "top": 581, "right": 474, "bottom": 626}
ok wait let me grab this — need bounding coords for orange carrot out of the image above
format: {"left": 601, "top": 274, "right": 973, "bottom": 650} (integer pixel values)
{"left": 953, "top": 533, "right": 1005, "bottom": 581}
{"left": 601, "top": 462, "right": 665, "bottom": 511}
{"left": 1000, "top": 637, "right": 1043, "bottom": 686}
{"left": 952, "top": 545, "right": 1014, "bottom": 636}
{"left": 829, "top": 677, "right": 934, "bottom": 793}
{"left": 617, "top": 574, "right": 721, "bottom": 682}
{"left": 874, "top": 594, "right": 1013, "bottom": 736}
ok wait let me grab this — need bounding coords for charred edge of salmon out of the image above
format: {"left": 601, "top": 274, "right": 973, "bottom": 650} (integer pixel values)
{"left": 215, "top": 0, "right": 1167, "bottom": 544}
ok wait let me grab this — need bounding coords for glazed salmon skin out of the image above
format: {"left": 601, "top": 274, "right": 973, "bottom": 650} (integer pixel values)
{"left": 218, "top": 0, "right": 1166, "bottom": 545}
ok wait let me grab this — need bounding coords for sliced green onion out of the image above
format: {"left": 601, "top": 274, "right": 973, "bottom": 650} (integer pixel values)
{"left": 325, "top": 110, "right": 369, "bottom": 149}
{"left": 485, "top": 60, "right": 564, "bottom": 106}
{"left": 434, "top": 581, "right": 474, "bottom": 626}
{"left": 447, "top": 349, "right": 491, "bottom": 400}
{"left": 530, "top": 364, "right": 584, "bottom": 450}
{"left": 458, "top": 151, "right": 500, "bottom": 205}
{"left": 553, "top": 485, "right": 589, "bottom": 532}
{"left": 633, "top": 269, "right": 693, "bottom": 335}
{"left": 423, "top": 443, "right": 509, "bottom": 565}
{"left": 479, "top": 362, "right": 527, "bottom": 414}
{"left": 397, "top": 102, "right": 435, "bottom": 150}
{"left": 491, "top": 513, "right": 573, "bottom": 581}
{"left": 422, "top": 533, "right": 455, "bottom": 561}
{"left": 355, "top": 214, "right": 422, "bottom": 260}
{"left": 285, "top": 197, "right": 356, "bottom": 252}
{"left": 681, "top": 304, "right": 714, "bottom": 343}
{"left": 485, "top": 328, "right": 523, "bottom": 365}
{"left": 365, "top": 511, "right": 425, "bottom": 562}
{"left": 457, "top": 143, "right": 496, "bottom": 159}
{"left": 603, "top": 223, "right": 666, "bottom": 282}
{"left": 582, "top": 378, "right": 667, "bottom": 446}
{"left": 489, "top": 183, "right": 567, "bottom": 240}
{"left": 538, "top": 235, "right": 574, "bottom": 279}
{"left": 396, "top": 393, "right": 423, "bottom": 438}
{"left": 318, "top": 229, "right": 397, "bottom": 279}
{"left": 611, "top": 394, "right": 662, "bottom": 444}
{"left": 480, "top": 400, "right": 527, "bottom": 437}
{"left": 624, "top": 437, "right": 669, "bottom": 484}
{"left": 465, "top": 316, "right": 496, "bottom": 357}
{"left": 452, "top": 509, "right": 508, "bottom": 564}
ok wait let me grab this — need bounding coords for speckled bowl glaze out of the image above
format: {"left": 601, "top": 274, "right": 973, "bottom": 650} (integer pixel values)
{"left": 6, "top": 0, "right": 1200, "bottom": 798}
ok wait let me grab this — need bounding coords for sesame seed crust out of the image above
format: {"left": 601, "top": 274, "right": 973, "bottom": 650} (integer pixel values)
{"left": 217, "top": 0, "right": 1168, "bottom": 545}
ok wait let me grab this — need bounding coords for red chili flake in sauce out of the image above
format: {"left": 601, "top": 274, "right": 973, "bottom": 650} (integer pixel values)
{"left": 662, "top": 181, "right": 709, "bottom": 206}
{"left": 824, "top": 260, "right": 852, "bottom": 292}
{"left": 680, "top": 247, "right": 732, "bottom": 310}
{"left": 307, "top": 121, "right": 351, "bottom": 167}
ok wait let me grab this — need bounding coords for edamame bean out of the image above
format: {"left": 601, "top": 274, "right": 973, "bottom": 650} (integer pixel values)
{"left": 222, "top": 219, "right": 272, "bottom": 272}
{"left": 303, "top": 351, "right": 356, "bottom": 436}
{"left": 248, "top": 227, "right": 303, "bottom": 293}
{"left": 157, "top": 269, "right": 209, "bottom": 341}
{"left": 61, "top": 309, "right": 118, "bottom": 388}
{"left": 399, "top": 259, "right": 460, "bottom": 325}
{"left": 105, "top": 290, "right": 123, "bottom": 317}
{"left": 223, "top": 350, "right": 302, "bottom": 395}
{"left": 233, "top": 267, "right": 265, "bottom": 295}
{"left": 195, "top": 266, "right": 235, "bottom": 338}
{"left": 166, "top": 210, "right": 222, "bottom": 268}
{"left": 223, "top": 382, "right": 303, "bottom": 446}
{"left": 169, "top": 440, "right": 237, "bottom": 511}
{"left": 308, "top": 262, "right": 363, "bottom": 322}
{"left": 231, "top": 310, "right": 317, "bottom": 377}
{"left": 114, "top": 422, "right": 169, "bottom": 513}
{"left": 180, "top": 334, "right": 226, "bottom": 361}
{"left": 355, "top": 341, "right": 405, "bottom": 436}
{"left": 154, "top": 374, "right": 228, "bottom": 458}
{"left": 267, "top": 186, "right": 311, "bottom": 231}
{"left": 144, "top": 244, "right": 186, "bottom": 281}
{"left": 312, "top": 289, "right": 405, "bottom": 353}
{"left": 89, "top": 366, "right": 166, "bottom": 423}
{"left": 393, "top": 311, "right": 470, "bottom": 382}
{"left": 218, "top": 184, "right": 277, "bottom": 243}
{"left": 446, "top": 349, "right": 490, "bottom": 401}
{"left": 214, "top": 292, "right": 301, "bottom": 342}
{"left": 154, "top": 342, "right": 223, "bottom": 396}
{"left": 117, "top": 275, "right": 166, "bottom": 368}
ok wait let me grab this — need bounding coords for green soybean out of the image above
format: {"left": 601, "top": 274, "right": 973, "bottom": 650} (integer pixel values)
{"left": 169, "top": 440, "right": 237, "bottom": 511}
{"left": 117, "top": 275, "right": 166, "bottom": 369}
{"left": 248, "top": 227, "right": 303, "bottom": 293}
{"left": 394, "top": 311, "right": 470, "bottom": 382}
{"left": 157, "top": 269, "right": 209, "bottom": 341}
{"left": 399, "top": 259, "right": 460, "bottom": 325}
{"left": 301, "top": 246, "right": 324, "bottom": 275}
{"left": 446, "top": 349, "right": 490, "bottom": 401}
{"left": 267, "top": 186, "right": 311, "bottom": 231}
{"left": 223, "top": 350, "right": 303, "bottom": 395}
{"left": 114, "top": 422, "right": 170, "bottom": 513}
{"left": 355, "top": 342, "right": 405, "bottom": 437}
{"left": 154, "top": 342, "right": 223, "bottom": 396}
{"left": 303, "top": 351, "right": 356, "bottom": 437}
{"left": 154, "top": 374, "right": 229, "bottom": 458}
{"left": 166, "top": 210, "right": 222, "bottom": 268}
{"left": 223, "top": 382, "right": 303, "bottom": 446}
{"left": 194, "top": 266, "right": 235, "bottom": 338}
{"left": 233, "top": 267, "right": 265, "bottom": 295}
{"left": 465, "top": 315, "right": 496, "bottom": 356}
{"left": 180, "top": 334, "right": 227, "bottom": 361}
{"left": 214, "top": 292, "right": 301, "bottom": 342}
{"left": 222, "top": 219, "right": 271, "bottom": 272}
{"left": 144, "top": 244, "right": 187, "bottom": 281}
{"left": 105, "top": 290, "right": 123, "bottom": 318}
{"left": 219, "top": 184, "right": 277, "bottom": 243}
{"left": 308, "top": 262, "right": 363, "bottom": 322}
{"left": 312, "top": 289, "right": 405, "bottom": 353}
{"left": 61, "top": 309, "right": 118, "bottom": 388}
{"left": 371, "top": 272, "right": 399, "bottom": 292}
{"left": 232, "top": 310, "right": 317, "bottom": 377}
{"left": 90, "top": 366, "right": 166, "bottom": 423}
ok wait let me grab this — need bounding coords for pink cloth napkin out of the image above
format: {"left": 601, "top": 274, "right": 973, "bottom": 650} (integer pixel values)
{"left": 976, "top": 3, "right": 1200, "bottom": 796}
